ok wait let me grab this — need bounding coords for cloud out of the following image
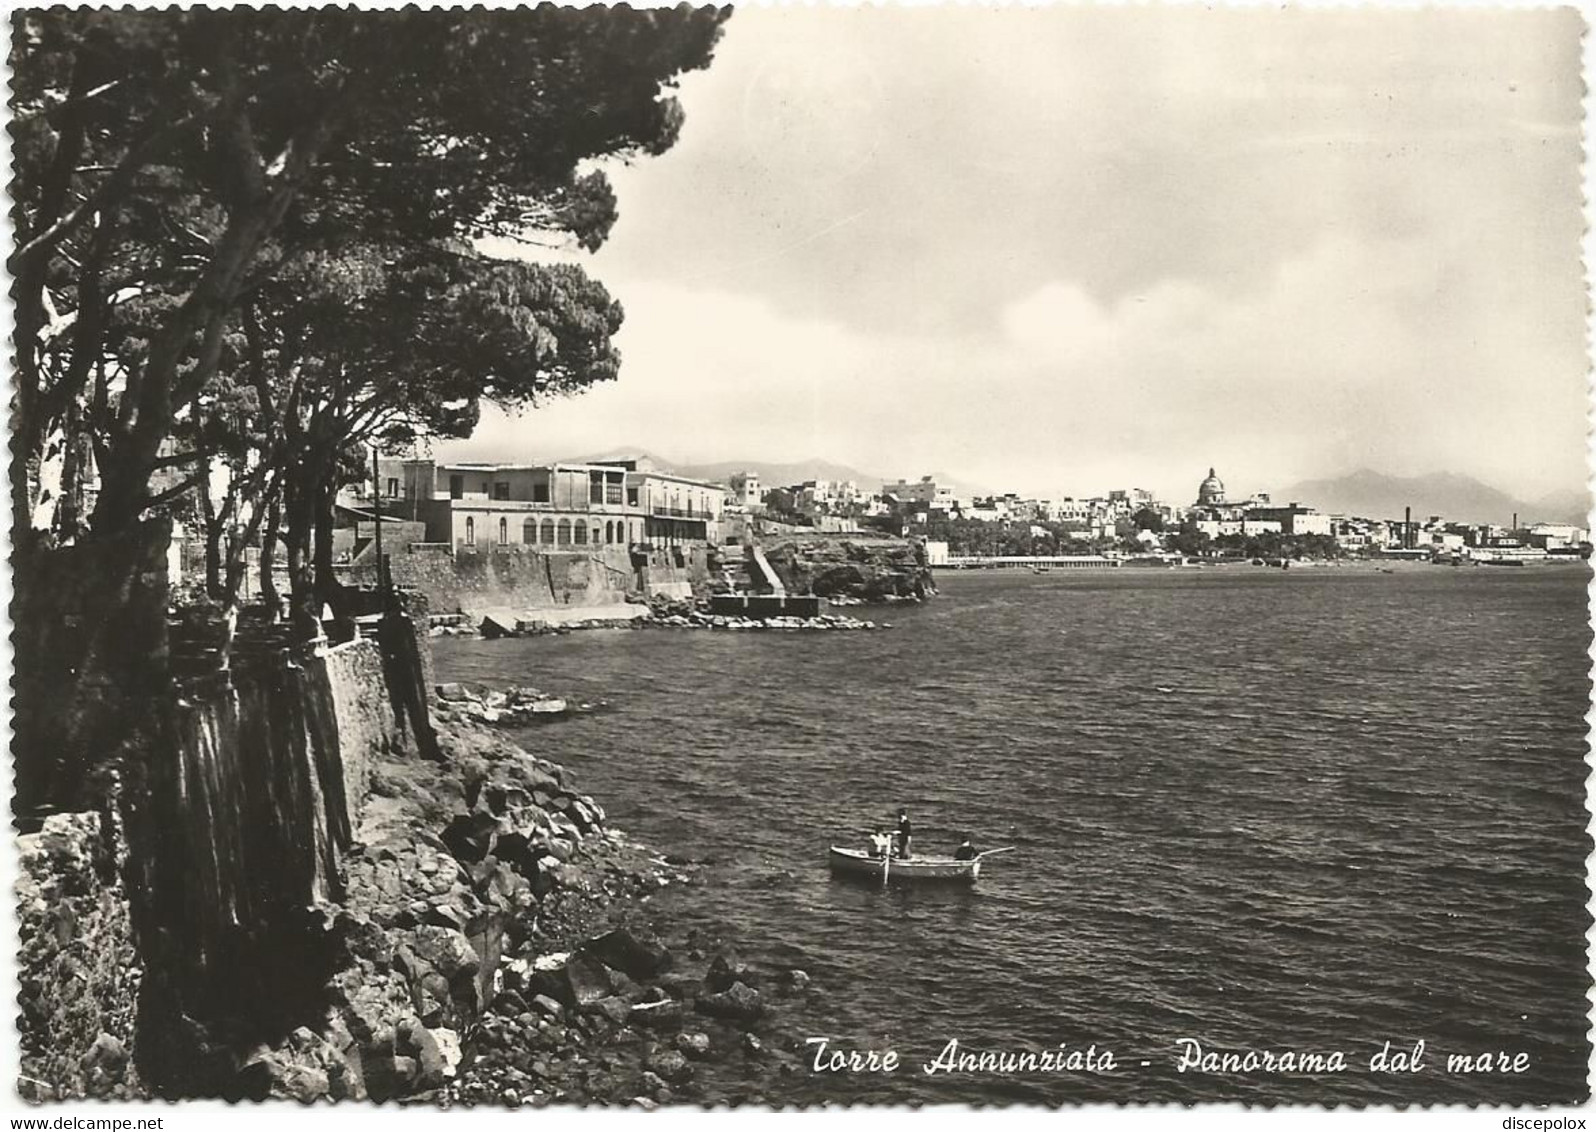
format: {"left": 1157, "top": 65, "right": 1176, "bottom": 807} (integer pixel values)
{"left": 449, "top": 8, "right": 1586, "bottom": 503}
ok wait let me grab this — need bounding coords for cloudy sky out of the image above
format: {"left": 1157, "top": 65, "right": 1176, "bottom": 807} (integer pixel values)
{"left": 442, "top": 7, "right": 1587, "bottom": 504}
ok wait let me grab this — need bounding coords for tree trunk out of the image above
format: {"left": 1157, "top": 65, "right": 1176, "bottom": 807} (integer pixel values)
{"left": 313, "top": 475, "right": 341, "bottom": 613}
{"left": 283, "top": 477, "right": 319, "bottom": 642}
{"left": 259, "top": 493, "right": 281, "bottom": 618}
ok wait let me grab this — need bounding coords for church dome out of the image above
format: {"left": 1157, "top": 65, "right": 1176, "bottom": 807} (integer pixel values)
{"left": 1197, "top": 467, "right": 1226, "bottom": 506}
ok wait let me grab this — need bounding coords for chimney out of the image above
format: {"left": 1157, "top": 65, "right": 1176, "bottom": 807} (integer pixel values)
{"left": 1405, "top": 505, "right": 1413, "bottom": 549}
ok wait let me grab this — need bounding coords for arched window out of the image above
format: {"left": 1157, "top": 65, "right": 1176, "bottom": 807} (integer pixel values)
{"left": 541, "top": 519, "right": 555, "bottom": 545}
{"left": 605, "top": 520, "right": 615, "bottom": 545}
{"left": 464, "top": 517, "right": 475, "bottom": 546}
{"left": 523, "top": 518, "right": 538, "bottom": 544}
{"left": 557, "top": 519, "right": 571, "bottom": 546}
{"left": 574, "top": 522, "right": 588, "bottom": 545}
{"left": 498, "top": 517, "right": 508, "bottom": 545}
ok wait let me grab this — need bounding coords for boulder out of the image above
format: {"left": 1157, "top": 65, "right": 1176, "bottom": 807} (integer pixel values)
{"left": 675, "top": 1031, "right": 712, "bottom": 1060}
{"left": 530, "top": 994, "right": 566, "bottom": 1021}
{"left": 435, "top": 682, "right": 475, "bottom": 702}
{"left": 628, "top": 999, "right": 684, "bottom": 1032}
{"left": 584, "top": 927, "right": 672, "bottom": 982}
{"left": 588, "top": 996, "right": 632, "bottom": 1025}
{"left": 408, "top": 925, "right": 479, "bottom": 982}
{"left": 695, "top": 981, "right": 762, "bottom": 1025}
{"left": 647, "top": 1049, "right": 693, "bottom": 1086}
{"left": 441, "top": 812, "right": 498, "bottom": 864}
{"left": 528, "top": 951, "right": 613, "bottom": 1009}
{"left": 479, "top": 614, "right": 518, "bottom": 640}
{"left": 363, "top": 1053, "right": 418, "bottom": 1102}
{"left": 704, "top": 950, "right": 755, "bottom": 993}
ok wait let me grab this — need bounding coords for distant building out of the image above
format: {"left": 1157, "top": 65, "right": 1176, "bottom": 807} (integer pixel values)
{"left": 729, "top": 470, "right": 763, "bottom": 513}
{"left": 882, "top": 476, "right": 957, "bottom": 512}
{"left": 1248, "top": 502, "right": 1333, "bottom": 537}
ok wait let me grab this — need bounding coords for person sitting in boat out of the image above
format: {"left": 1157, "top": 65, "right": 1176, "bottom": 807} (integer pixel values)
{"left": 894, "top": 808, "right": 913, "bottom": 859}
{"left": 954, "top": 835, "right": 978, "bottom": 861}
{"left": 869, "top": 827, "right": 892, "bottom": 858}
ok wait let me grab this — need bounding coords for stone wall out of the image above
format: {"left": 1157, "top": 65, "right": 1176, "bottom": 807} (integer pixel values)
{"left": 352, "top": 543, "right": 713, "bottom": 614}
{"left": 96, "top": 628, "right": 425, "bottom": 1093}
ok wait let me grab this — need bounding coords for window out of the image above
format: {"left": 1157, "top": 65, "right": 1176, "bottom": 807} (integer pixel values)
{"left": 557, "top": 519, "right": 571, "bottom": 546}
{"left": 605, "top": 521, "right": 615, "bottom": 545}
{"left": 449, "top": 475, "right": 464, "bottom": 500}
{"left": 627, "top": 487, "right": 639, "bottom": 506}
{"left": 589, "top": 470, "right": 605, "bottom": 505}
{"left": 498, "top": 518, "right": 508, "bottom": 545}
{"left": 386, "top": 477, "right": 399, "bottom": 498}
{"left": 592, "top": 524, "right": 602, "bottom": 546}
{"left": 574, "top": 523, "right": 588, "bottom": 545}
{"left": 494, "top": 482, "right": 510, "bottom": 501}
{"left": 523, "top": 518, "right": 538, "bottom": 544}
{"left": 464, "top": 517, "right": 475, "bottom": 545}
{"left": 533, "top": 481, "right": 550, "bottom": 503}
{"left": 541, "top": 519, "right": 555, "bottom": 545}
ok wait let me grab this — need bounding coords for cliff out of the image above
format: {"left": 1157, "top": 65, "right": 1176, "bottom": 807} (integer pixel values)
{"left": 753, "top": 535, "right": 936, "bottom": 602}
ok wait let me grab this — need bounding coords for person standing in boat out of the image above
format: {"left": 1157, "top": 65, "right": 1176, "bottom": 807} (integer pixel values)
{"left": 869, "top": 826, "right": 892, "bottom": 858}
{"left": 954, "top": 835, "right": 978, "bottom": 861}
{"left": 894, "top": 807, "right": 913, "bottom": 859}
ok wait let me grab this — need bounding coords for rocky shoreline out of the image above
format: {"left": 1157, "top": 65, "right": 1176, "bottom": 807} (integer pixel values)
{"left": 17, "top": 699, "right": 820, "bottom": 1106}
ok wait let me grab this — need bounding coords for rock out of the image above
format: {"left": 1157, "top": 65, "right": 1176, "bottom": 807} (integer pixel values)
{"left": 742, "top": 1033, "right": 766, "bottom": 1057}
{"left": 530, "top": 994, "right": 566, "bottom": 1021}
{"left": 695, "top": 980, "right": 763, "bottom": 1025}
{"left": 363, "top": 1053, "right": 418, "bottom": 1102}
{"left": 675, "top": 1031, "right": 712, "bottom": 1060}
{"left": 408, "top": 925, "right": 479, "bottom": 981}
{"left": 441, "top": 812, "right": 498, "bottom": 864}
{"left": 407, "top": 1025, "right": 461, "bottom": 1088}
{"left": 583, "top": 926, "right": 672, "bottom": 982}
{"left": 705, "top": 949, "right": 756, "bottom": 993}
{"left": 782, "top": 968, "right": 811, "bottom": 993}
{"left": 656, "top": 972, "right": 702, "bottom": 999}
{"left": 479, "top": 614, "right": 518, "bottom": 640}
{"left": 647, "top": 1049, "right": 693, "bottom": 1086}
{"left": 529, "top": 951, "right": 613, "bottom": 1009}
{"left": 628, "top": 999, "right": 684, "bottom": 1032}
{"left": 588, "top": 996, "right": 632, "bottom": 1025}
{"left": 82, "top": 1032, "right": 127, "bottom": 1074}
{"left": 274, "top": 1064, "right": 331, "bottom": 1104}
{"left": 436, "top": 682, "right": 475, "bottom": 702}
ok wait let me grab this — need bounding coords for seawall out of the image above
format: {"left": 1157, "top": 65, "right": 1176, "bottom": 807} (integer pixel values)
{"left": 349, "top": 544, "right": 712, "bottom": 617}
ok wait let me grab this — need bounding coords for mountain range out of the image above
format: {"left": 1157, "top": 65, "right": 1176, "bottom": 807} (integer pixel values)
{"left": 1275, "top": 469, "right": 1590, "bottom": 528}
{"left": 562, "top": 448, "right": 939, "bottom": 493}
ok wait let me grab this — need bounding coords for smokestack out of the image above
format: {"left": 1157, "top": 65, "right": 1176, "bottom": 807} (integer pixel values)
{"left": 1512, "top": 511, "right": 1518, "bottom": 532}
{"left": 1405, "top": 505, "right": 1412, "bottom": 549}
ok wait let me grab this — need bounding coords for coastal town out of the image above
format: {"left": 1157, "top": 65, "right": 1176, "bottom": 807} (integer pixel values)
{"left": 286, "top": 456, "right": 1590, "bottom": 617}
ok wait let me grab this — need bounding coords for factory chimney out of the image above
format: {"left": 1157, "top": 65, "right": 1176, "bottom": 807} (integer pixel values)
{"left": 1404, "top": 505, "right": 1412, "bottom": 549}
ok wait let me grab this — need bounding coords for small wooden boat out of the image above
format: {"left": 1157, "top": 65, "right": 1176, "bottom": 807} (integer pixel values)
{"left": 827, "top": 846, "right": 1013, "bottom": 885}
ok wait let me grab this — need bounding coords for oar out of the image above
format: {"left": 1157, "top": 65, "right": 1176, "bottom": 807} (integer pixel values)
{"left": 975, "top": 846, "right": 1016, "bottom": 860}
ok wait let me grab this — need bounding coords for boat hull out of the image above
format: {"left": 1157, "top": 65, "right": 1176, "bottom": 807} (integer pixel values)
{"left": 828, "top": 846, "right": 981, "bottom": 884}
